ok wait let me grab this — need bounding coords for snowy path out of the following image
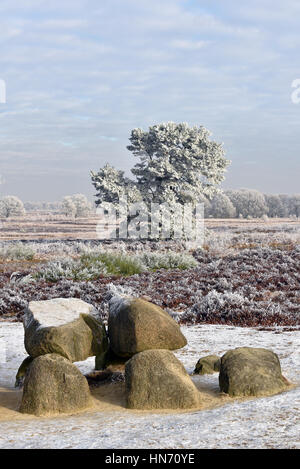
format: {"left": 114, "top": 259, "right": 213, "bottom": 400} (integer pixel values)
{"left": 0, "top": 323, "right": 299, "bottom": 449}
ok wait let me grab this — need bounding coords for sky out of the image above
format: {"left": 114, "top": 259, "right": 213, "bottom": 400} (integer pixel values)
{"left": 0, "top": 0, "right": 299, "bottom": 201}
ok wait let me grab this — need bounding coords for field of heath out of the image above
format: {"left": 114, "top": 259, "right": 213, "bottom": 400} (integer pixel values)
{"left": 0, "top": 216, "right": 299, "bottom": 328}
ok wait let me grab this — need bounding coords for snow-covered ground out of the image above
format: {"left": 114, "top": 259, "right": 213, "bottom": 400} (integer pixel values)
{"left": 0, "top": 322, "right": 299, "bottom": 449}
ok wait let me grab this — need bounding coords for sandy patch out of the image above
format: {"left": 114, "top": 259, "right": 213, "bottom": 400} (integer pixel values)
{"left": 0, "top": 322, "right": 298, "bottom": 449}
{"left": 0, "top": 373, "right": 294, "bottom": 423}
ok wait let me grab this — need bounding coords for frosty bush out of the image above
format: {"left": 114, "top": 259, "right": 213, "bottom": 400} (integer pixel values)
{"left": 33, "top": 250, "right": 198, "bottom": 282}
{"left": 0, "top": 243, "right": 35, "bottom": 260}
{"left": 0, "top": 196, "right": 26, "bottom": 218}
{"left": 139, "top": 251, "right": 198, "bottom": 271}
{"left": 35, "top": 253, "right": 144, "bottom": 281}
{"left": 83, "top": 252, "right": 145, "bottom": 277}
{"left": 0, "top": 287, "right": 28, "bottom": 317}
{"left": 35, "top": 257, "right": 108, "bottom": 282}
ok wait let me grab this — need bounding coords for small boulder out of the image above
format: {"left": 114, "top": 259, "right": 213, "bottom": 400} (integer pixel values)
{"left": 194, "top": 355, "right": 220, "bottom": 375}
{"left": 20, "top": 354, "right": 92, "bottom": 416}
{"left": 125, "top": 349, "right": 200, "bottom": 410}
{"left": 108, "top": 296, "right": 187, "bottom": 358}
{"left": 24, "top": 298, "right": 108, "bottom": 362}
{"left": 219, "top": 347, "right": 288, "bottom": 397}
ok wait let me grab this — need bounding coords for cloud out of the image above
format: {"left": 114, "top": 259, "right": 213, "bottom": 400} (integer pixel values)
{"left": 170, "top": 39, "right": 209, "bottom": 50}
{"left": 0, "top": 0, "right": 299, "bottom": 199}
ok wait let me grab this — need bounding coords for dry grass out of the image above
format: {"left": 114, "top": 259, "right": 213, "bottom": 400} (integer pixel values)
{"left": 1, "top": 213, "right": 300, "bottom": 241}
{"left": 0, "top": 213, "right": 102, "bottom": 240}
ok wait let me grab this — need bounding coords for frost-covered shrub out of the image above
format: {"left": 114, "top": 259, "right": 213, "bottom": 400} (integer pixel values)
{"left": 185, "top": 290, "right": 249, "bottom": 323}
{"left": 138, "top": 251, "right": 198, "bottom": 271}
{"left": 86, "top": 252, "right": 145, "bottom": 277}
{"left": 0, "top": 287, "right": 28, "bottom": 318}
{"left": 35, "top": 253, "right": 145, "bottom": 281}
{"left": 35, "top": 257, "right": 108, "bottom": 282}
{"left": 34, "top": 250, "right": 197, "bottom": 282}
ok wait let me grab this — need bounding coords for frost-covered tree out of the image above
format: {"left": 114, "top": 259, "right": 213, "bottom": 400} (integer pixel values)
{"left": 24, "top": 201, "right": 60, "bottom": 212}
{"left": 127, "top": 122, "right": 230, "bottom": 205}
{"left": 264, "top": 194, "right": 286, "bottom": 218}
{"left": 91, "top": 163, "right": 141, "bottom": 207}
{"left": 278, "top": 194, "right": 291, "bottom": 217}
{"left": 91, "top": 123, "right": 230, "bottom": 238}
{"left": 61, "top": 194, "right": 92, "bottom": 218}
{"left": 0, "top": 196, "right": 26, "bottom": 218}
{"left": 91, "top": 123, "right": 230, "bottom": 208}
{"left": 61, "top": 196, "right": 76, "bottom": 218}
{"left": 197, "top": 194, "right": 211, "bottom": 218}
{"left": 288, "top": 194, "right": 300, "bottom": 217}
{"left": 226, "top": 189, "right": 268, "bottom": 218}
{"left": 209, "top": 192, "right": 236, "bottom": 218}
{"left": 72, "top": 194, "right": 92, "bottom": 217}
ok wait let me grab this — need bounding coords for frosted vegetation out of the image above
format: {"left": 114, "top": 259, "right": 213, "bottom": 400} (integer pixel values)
{"left": 0, "top": 223, "right": 299, "bottom": 327}
{"left": 2, "top": 189, "right": 300, "bottom": 220}
{"left": 91, "top": 122, "right": 230, "bottom": 210}
{"left": 32, "top": 251, "right": 198, "bottom": 282}
{"left": 0, "top": 243, "right": 35, "bottom": 260}
{"left": 0, "top": 196, "right": 25, "bottom": 218}
{"left": 61, "top": 194, "right": 92, "bottom": 218}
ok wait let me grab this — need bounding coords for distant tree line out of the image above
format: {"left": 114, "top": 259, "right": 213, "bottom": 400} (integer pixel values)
{"left": 205, "top": 189, "right": 300, "bottom": 219}
{"left": 0, "top": 190, "right": 299, "bottom": 219}
{"left": 24, "top": 201, "right": 61, "bottom": 212}
{"left": 0, "top": 194, "right": 92, "bottom": 218}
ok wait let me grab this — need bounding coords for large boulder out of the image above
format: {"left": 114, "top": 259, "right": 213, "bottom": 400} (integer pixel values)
{"left": 19, "top": 354, "right": 92, "bottom": 416}
{"left": 194, "top": 355, "right": 220, "bottom": 375}
{"left": 24, "top": 298, "right": 108, "bottom": 363}
{"left": 219, "top": 347, "right": 288, "bottom": 397}
{"left": 125, "top": 349, "right": 201, "bottom": 410}
{"left": 108, "top": 296, "right": 187, "bottom": 358}
{"left": 15, "top": 356, "right": 34, "bottom": 388}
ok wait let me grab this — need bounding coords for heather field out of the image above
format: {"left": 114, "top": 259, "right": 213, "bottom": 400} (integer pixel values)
{"left": 1, "top": 218, "right": 299, "bottom": 328}
{"left": 0, "top": 218, "right": 299, "bottom": 449}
